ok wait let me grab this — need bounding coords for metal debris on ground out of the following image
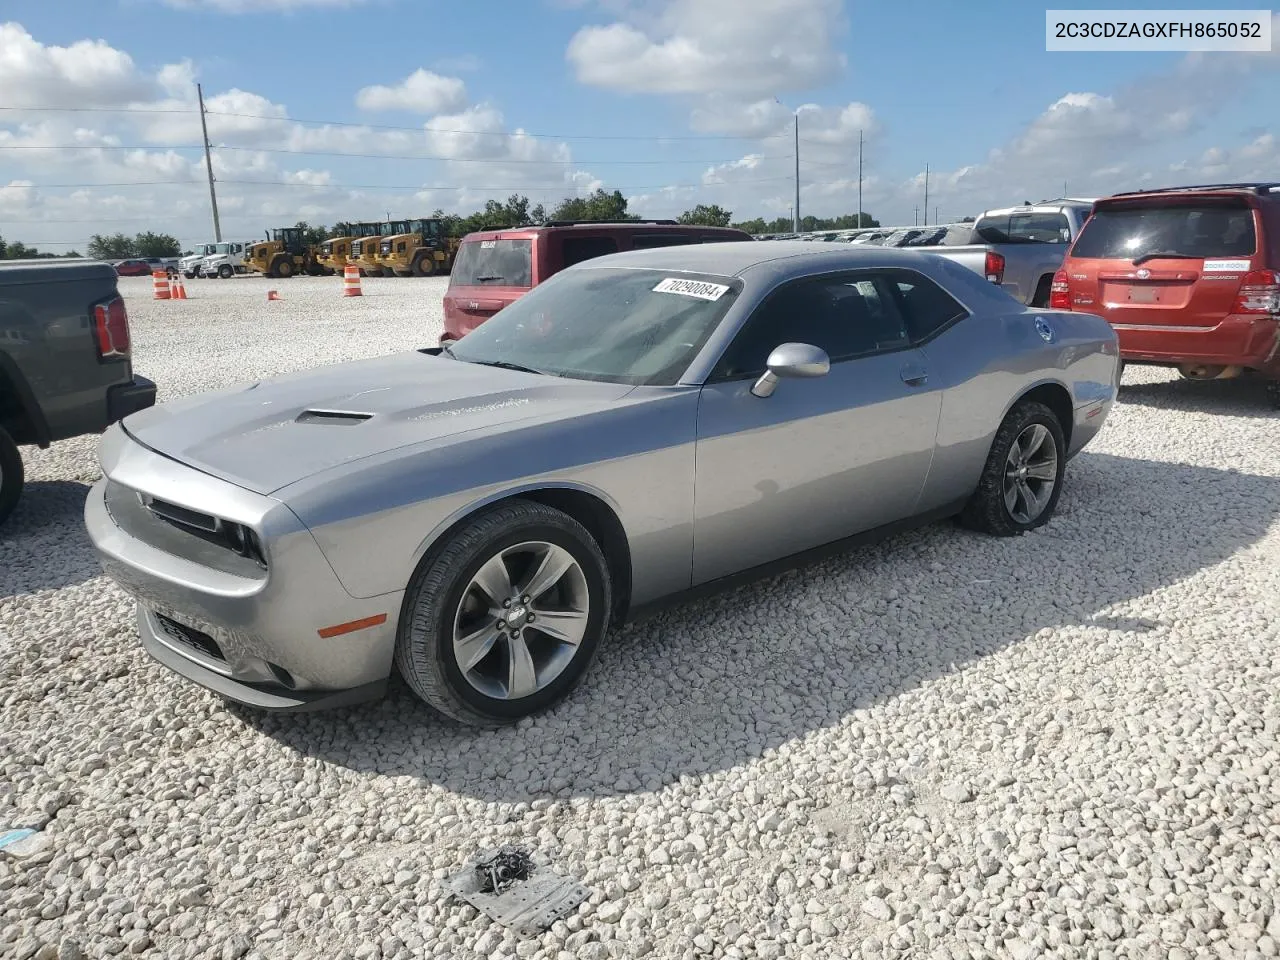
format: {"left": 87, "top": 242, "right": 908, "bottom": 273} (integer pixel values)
{"left": 445, "top": 845, "right": 590, "bottom": 937}
{"left": 475, "top": 844, "right": 535, "bottom": 894}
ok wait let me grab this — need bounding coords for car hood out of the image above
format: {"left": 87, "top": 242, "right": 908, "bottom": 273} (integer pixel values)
{"left": 121, "top": 351, "right": 635, "bottom": 495}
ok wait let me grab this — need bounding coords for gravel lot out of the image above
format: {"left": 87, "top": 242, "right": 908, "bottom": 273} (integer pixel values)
{"left": 2, "top": 274, "right": 1279, "bottom": 960}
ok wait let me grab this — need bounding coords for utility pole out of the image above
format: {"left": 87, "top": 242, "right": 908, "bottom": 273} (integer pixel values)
{"left": 857, "top": 129, "right": 863, "bottom": 229}
{"left": 793, "top": 113, "right": 800, "bottom": 234}
{"left": 935, "top": 205, "right": 939, "bottom": 225}
{"left": 197, "top": 83, "right": 222, "bottom": 242}
{"left": 914, "top": 206, "right": 919, "bottom": 225}
{"left": 923, "top": 163, "right": 929, "bottom": 226}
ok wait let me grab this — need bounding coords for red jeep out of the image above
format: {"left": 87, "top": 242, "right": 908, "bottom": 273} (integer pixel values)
{"left": 1051, "top": 182, "right": 1280, "bottom": 405}
{"left": 441, "top": 219, "right": 752, "bottom": 343}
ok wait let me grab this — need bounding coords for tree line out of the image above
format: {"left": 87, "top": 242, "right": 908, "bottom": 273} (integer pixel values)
{"left": 286, "top": 191, "right": 881, "bottom": 243}
{"left": 0, "top": 236, "right": 82, "bottom": 259}
{"left": 14, "top": 189, "right": 883, "bottom": 263}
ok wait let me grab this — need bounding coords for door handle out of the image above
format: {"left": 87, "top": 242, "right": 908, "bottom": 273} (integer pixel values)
{"left": 900, "top": 365, "right": 928, "bottom": 387}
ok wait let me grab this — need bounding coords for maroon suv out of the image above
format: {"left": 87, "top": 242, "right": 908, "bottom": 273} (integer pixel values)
{"left": 441, "top": 219, "right": 752, "bottom": 343}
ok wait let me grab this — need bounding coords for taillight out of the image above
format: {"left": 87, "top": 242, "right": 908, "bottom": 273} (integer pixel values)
{"left": 984, "top": 251, "right": 1005, "bottom": 284}
{"left": 1049, "top": 269, "right": 1072, "bottom": 310}
{"left": 93, "top": 296, "right": 131, "bottom": 358}
{"left": 1233, "top": 270, "right": 1280, "bottom": 315}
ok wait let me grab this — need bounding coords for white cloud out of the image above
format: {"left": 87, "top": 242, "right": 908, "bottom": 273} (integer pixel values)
{"left": 0, "top": 22, "right": 155, "bottom": 108}
{"left": 0, "top": 23, "right": 602, "bottom": 250}
{"left": 356, "top": 69, "right": 467, "bottom": 114}
{"left": 567, "top": 0, "right": 846, "bottom": 95}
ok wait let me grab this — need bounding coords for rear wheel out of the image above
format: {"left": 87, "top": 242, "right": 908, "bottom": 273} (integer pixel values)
{"left": 394, "top": 499, "right": 611, "bottom": 726}
{"left": 1267, "top": 378, "right": 1280, "bottom": 409}
{"left": 412, "top": 253, "right": 436, "bottom": 277}
{"left": 276, "top": 258, "right": 295, "bottom": 279}
{"left": 0, "top": 426, "right": 24, "bottom": 526}
{"left": 959, "top": 401, "right": 1066, "bottom": 537}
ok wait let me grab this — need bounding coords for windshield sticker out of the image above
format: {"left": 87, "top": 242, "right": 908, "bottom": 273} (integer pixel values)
{"left": 480, "top": 239, "right": 496, "bottom": 249}
{"left": 1202, "top": 259, "right": 1250, "bottom": 272}
{"left": 652, "top": 277, "right": 730, "bottom": 301}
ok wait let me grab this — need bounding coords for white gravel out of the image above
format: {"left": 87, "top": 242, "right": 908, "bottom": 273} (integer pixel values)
{"left": 2, "top": 274, "right": 1279, "bottom": 960}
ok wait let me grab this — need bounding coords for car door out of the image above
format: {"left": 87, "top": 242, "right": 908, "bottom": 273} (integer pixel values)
{"left": 692, "top": 271, "right": 944, "bottom": 584}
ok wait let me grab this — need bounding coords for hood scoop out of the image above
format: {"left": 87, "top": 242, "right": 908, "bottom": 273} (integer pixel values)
{"left": 295, "top": 409, "right": 373, "bottom": 426}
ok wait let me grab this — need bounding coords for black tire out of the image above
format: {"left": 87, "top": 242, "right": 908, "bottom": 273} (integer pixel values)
{"left": 0, "top": 426, "right": 24, "bottom": 526}
{"left": 218, "top": 264, "right": 233, "bottom": 279}
{"left": 1030, "top": 275, "right": 1053, "bottom": 308}
{"left": 412, "top": 254, "right": 436, "bottom": 277}
{"left": 1267, "top": 378, "right": 1280, "bottom": 409}
{"left": 276, "top": 259, "right": 294, "bottom": 279}
{"left": 394, "top": 499, "right": 612, "bottom": 726}
{"left": 958, "top": 400, "right": 1066, "bottom": 537}
{"left": 183, "top": 271, "right": 196, "bottom": 280}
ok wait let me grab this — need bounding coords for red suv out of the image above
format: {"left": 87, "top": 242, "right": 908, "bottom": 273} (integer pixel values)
{"left": 441, "top": 219, "right": 752, "bottom": 343}
{"left": 1052, "top": 182, "right": 1280, "bottom": 404}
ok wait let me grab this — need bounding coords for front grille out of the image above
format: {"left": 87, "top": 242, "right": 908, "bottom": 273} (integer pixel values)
{"left": 145, "top": 497, "right": 219, "bottom": 532}
{"left": 155, "top": 613, "right": 225, "bottom": 662}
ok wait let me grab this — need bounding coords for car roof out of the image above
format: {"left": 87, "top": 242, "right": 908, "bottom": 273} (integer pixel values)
{"left": 461, "top": 222, "right": 750, "bottom": 242}
{"left": 568, "top": 240, "right": 973, "bottom": 281}
{"left": 1099, "top": 182, "right": 1280, "bottom": 202}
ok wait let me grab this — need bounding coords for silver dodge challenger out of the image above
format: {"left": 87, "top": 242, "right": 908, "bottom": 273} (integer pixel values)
{"left": 85, "top": 242, "right": 1119, "bottom": 726}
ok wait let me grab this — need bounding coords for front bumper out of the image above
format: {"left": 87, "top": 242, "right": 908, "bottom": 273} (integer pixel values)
{"left": 84, "top": 424, "right": 402, "bottom": 711}
{"left": 107, "top": 375, "right": 157, "bottom": 425}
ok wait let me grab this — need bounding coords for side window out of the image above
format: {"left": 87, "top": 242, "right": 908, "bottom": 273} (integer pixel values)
{"left": 890, "top": 271, "right": 968, "bottom": 342}
{"left": 711, "top": 274, "right": 911, "bottom": 380}
{"left": 1009, "top": 212, "right": 1071, "bottom": 243}
{"left": 631, "top": 234, "right": 693, "bottom": 249}
{"left": 561, "top": 235, "right": 619, "bottom": 267}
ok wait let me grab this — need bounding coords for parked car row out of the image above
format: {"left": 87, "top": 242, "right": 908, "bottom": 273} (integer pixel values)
{"left": 110, "top": 257, "right": 180, "bottom": 278}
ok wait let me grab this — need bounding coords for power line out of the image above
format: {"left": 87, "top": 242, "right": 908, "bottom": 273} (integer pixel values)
{"left": 0, "top": 142, "right": 790, "bottom": 165}
{"left": 0, "top": 105, "right": 790, "bottom": 142}
{"left": 0, "top": 174, "right": 794, "bottom": 192}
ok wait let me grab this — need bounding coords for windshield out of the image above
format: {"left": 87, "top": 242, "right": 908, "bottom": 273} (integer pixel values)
{"left": 448, "top": 266, "right": 741, "bottom": 386}
{"left": 1071, "top": 202, "right": 1256, "bottom": 260}
{"left": 451, "top": 238, "right": 533, "bottom": 287}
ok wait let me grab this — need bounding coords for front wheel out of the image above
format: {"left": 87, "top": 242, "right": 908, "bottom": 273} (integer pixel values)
{"left": 0, "top": 426, "right": 25, "bottom": 526}
{"left": 412, "top": 254, "right": 436, "bottom": 277}
{"left": 218, "top": 264, "right": 233, "bottom": 279}
{"left": 959, "top": 400, "right": 1066, "bottom": 537}
{"left": 276, "top": 259, "right": 294, "bottom": 279}
{"left": 394, "top": 499, "right": 612, "bottom": 726}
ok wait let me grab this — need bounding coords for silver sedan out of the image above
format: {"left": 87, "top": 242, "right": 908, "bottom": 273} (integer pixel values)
{"left": 85, "top": 242, "right": 1120, "bottom": 725}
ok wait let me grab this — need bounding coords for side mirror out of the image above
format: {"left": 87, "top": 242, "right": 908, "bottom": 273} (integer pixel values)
{"left": 751, "top": 342, "right": 831, "bottom": 398}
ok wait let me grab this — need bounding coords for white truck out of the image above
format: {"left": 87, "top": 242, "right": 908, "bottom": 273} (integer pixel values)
{"left": 180, "top": 244, "right": 217, "bottom": 279}
{"left": 201, "top": 241, "right": 252, "bottom": 279}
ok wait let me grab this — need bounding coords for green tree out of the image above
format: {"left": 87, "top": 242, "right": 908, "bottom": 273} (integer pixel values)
{"left": 678, "top": 204, "right": 733, "bottom": 227}
{"left": 550, "top": 188, "right": 634, "bottom": 222}
{"left": 292, "top": 222, "right": 330, "bottom": 247}
{"left": 88, "top": 233, "right": 136, "bottom": 260}
{"left": 133, "top": 232, "right": 182, "bottom": 258}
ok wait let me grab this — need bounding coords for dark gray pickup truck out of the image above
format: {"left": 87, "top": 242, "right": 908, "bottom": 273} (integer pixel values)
{"left": 0, "top": 259, "right": 156, "bottom": 524}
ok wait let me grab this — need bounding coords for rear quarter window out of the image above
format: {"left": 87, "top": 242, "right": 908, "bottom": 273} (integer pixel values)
{"left": 1071, "top": 202, "right": 1257, "bottom": 260}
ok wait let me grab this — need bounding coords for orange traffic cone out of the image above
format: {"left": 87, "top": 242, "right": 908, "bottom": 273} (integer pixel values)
{"left": 267, "top": 290, "right": 282, "bottom": 301}
{"left": 152, "top": 270, "right": 171, "bottom": 300}
{"left": 172, "top": 277, "right": 187, "bottom": 299}
{"left": 342, "top": 263, "right": 362, "bottom": 297}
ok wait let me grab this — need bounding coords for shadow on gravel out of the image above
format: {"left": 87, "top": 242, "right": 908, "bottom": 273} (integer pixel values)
{"left": 244, "top": 452, "right": 1280, "bottom": 802}
{"left": 1119, "top": 371, "right": 1278, "bottom": 419}
{"left": 0, "top": 480, "right": 101, "bottom": 597}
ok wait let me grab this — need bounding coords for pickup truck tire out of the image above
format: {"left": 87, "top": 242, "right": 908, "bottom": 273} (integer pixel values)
{"left": 958, "top": 400, "right": 1065, "bottom": 537}
{"left": 217, "top": 264, "right": 233, "bottom": 279}
{"left": 0, "top": 425, "right": 24, "bottom": 526}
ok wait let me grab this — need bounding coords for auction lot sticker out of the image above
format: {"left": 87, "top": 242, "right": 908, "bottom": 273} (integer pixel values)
{"left": 1202, "top": 259, "right": 1252, "bottom": 272}
{"left": 653, "top": 277, "right": 730, "bottom": 301}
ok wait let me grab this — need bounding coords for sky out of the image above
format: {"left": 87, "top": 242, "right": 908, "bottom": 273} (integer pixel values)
{"left": 2, "top": 0, "right": 1279, "bottom": 251}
